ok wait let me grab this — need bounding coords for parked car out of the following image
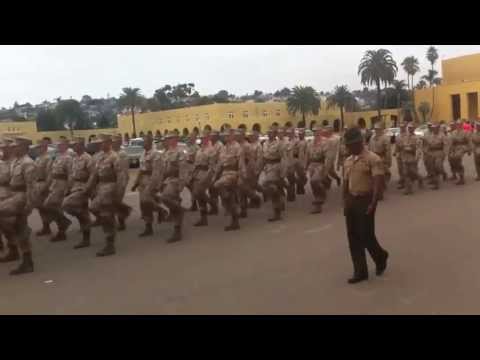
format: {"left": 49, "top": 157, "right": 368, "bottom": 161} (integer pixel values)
{"left": 123, "top": 138, "right": 145, "bottom": 168}
{"left": 414, "top": 124, "right": 429, "bottom": 137}
{"left": 29, "top": 144, "right": 74, "bottom": 161}
{"left": 385, "top": 127, "right": 400, "bottom": 144}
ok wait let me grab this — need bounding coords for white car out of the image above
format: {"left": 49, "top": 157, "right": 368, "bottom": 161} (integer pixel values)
{"left": 414, "top": 124, "right": 429, "bottom": 137}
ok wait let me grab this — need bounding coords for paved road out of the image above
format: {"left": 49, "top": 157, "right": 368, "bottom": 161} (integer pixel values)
{"left": 1, "top": 160, "right": 479, "bottom": 315}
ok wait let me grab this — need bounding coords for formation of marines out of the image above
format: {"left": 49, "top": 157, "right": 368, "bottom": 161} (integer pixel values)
{"left": 0, "top": 118, "right": 479, "bottom": 276}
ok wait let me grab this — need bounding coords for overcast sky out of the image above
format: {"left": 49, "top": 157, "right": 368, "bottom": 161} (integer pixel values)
{"left": 1, "top": 45, "right": 479, "bottom": 108}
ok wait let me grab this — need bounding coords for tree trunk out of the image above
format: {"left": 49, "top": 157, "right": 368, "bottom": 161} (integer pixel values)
{"left": 431, "top": 86, "right": 436, "bottom": 121}
{"left": 302, "top": 112, "right": 305, "bottom": 128}
{"left": 340, "top": 106, "right": 344, "bottom": 130}
{"left": 412, "top": 75, "right": 417, "bottom": 122}
{"left": 376, "top": 81, "right": 382, "bottom": 127}
{"left": 131, "top": 106, "right": 137, "bottom": 137}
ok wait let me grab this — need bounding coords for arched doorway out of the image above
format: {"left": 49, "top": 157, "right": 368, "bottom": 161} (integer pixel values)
{"left": 297, "top": 120, "right": 306, "bottom": 128}
{"left": 173, "top": 128, "right": 179, "bottom": 135}
{"left": 322, "top": 119, "right": 329, "bottom": 127}
{"left": 333, "top": 119, "right": 340, "bottom": 132}
{"left": 163, "top": 129, "right": 168, "bottom": 136}
{"left": 285, "top": 121, "right": 293, "bottom": 128}
{"left": 182, "top": 128, "right": 189, "bottom": 137}
{"left": 220, "top": 123, "right": 231, "bottom": 132}
{"left": 309, "top": 120, "right": 316, "bottom": 130}
{"left": 193, "top": 127, "right": 199, "bottom": 135}
{"left": 139, "top": 131, "right": 145, "bottom": 138}
{"left": 252, "top": 123, "right": 261, "bottom": 133}
{"left": 147, "top": 130, "right": 153, "bottom": 137}
{"left": 203, "top": 124, "right": 212, "bottom": 132}
{"left": 272, "top": 122, "right": 279, "bottom": 127}
{"left": 238, "top": 123, "right": 247, "bottom": 130}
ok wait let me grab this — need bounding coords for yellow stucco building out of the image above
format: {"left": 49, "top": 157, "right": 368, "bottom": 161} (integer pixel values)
{"left": 117, "top": 100, "right": 342, "bottom": 137}
{"left": 415, "top": 53, "right": 480, "bottom": 122}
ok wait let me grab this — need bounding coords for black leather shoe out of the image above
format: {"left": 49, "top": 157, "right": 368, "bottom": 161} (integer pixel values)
{"left": 376, "top": 252, "right": 389, "bottom": 276}
{"left": 347, "top": 275, "right": 368, "bottom": 284}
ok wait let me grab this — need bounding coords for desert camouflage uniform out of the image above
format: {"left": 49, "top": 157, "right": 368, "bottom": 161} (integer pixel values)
{"left": 238, "top": 139, "right": 261, "bottom": 215}
{"left": 114, "top": 147, "right": 132, "bottom": 225}
{"left": 306, "top": 139, "right": 329, "bottom": 213}
{"left": 44, "top": 152, "right": 73, "bottom": 237}
{"left": 31, "top": 152, "right": 52, "bottom": 232}
{"left": 208, "top": 139, "right": 224, "bottom": 214}
{"left": 399, "top": 133, "right": 423, "bottom": 194}
{"left": 423, "top": 131, "right": 448, "bottom": 189}
{"left": 260, "top": 138, "right": 286, "bottom": 219}
{"left": 471, "top": 130, "right": 480, "bottom": 180}
{"left": 368, "top": 133, "right": 392, "bottom": 184}
{"left": 0, "top": 152, "right": 15, "bottom": 249}
{"left": 448, "top": 129, "right": 472, "bottom": 184}
{"left": 393, "top": 130, "right": 407, "bottom": 188}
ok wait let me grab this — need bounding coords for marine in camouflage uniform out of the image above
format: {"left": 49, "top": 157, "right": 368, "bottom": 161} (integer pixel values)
{"left": 368, "top": 123, "right": 392, "bottom": 198}
{"left": 283, "top": 128, "right": 297, "bottom": 202}
{"left": 236, "top": 128, "right": 261, "bottom": 217}
{"left": 423, "top": 123, "right": 448, "bottom": 190}
{"left": 87, "top": 134, "right": 123, "bottom": 257}
{"left": 306, "top": 126, "right": 329, "bottom": 214}
{"left": 0, "top": 137, "right": 36, "bottom": 275}
{"left": 322, "top": 125, "right": 342, "bottom": 188}
{"left": 247, "top": 130, "right": 264, "bottom": 207}
{"left": 259, "top": 126, "right": 286, "bottom": 222}
{"left": 62, "top": 137, "right": 95, "bottom": 249}
{"left": 155, "top": 131, "right": 187, "bottom": 242}
{"left": 112, "top": 134, "right": 132, "bottom": 231}
{"left": 448, "top": 121, "right": 472, "bottom": 185}
{"left": 208, "top": 130, "right": 223, "bottom": 215}
{"left": 132, "top": 134, "right": 162, "bottom": 237}
{"left": 294, "top": 129, "right": 308, "bottom": 195}
{"left": 213, "top": 128, "right": 246, "bottom": 230}
{"left": 393, "top": 122, "right": 407, "bottom": 189}
{"left": 471, "top": 121, "right": 480, "bottom": 181}
{"left": 400, "top": 124, "right": 423, "bottom": 195}
{"left": 185, "top": 133, "right": 200, "bottom": 212}
{"left": 422, "top": 122, "right": 435, "bottom": 182}
{"left": 336, "top": 127, "right": 350, "bottom": 180}
{"left": 89, "top": 141, "right": 104, "bottom": 227}
{"left": 43, "top": 138, "right": 73, "bottom": 242}
{"left": 0, "top": 138, "right": 15, "bottom": 256}
{"left": 31, "top": 138, "right": 53, "bottom": 236}
{"left": 189, "top": 130, "right": 215, "bottom": 227}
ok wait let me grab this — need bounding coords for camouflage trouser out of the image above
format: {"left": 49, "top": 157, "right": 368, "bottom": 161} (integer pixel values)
{"left": 214, "top": 171, "right": 239, "bottom": 216}
{"left": 115, "top": 184, "right": 131, "bottom": 221}
{"left": 31, "top": 180, "right": 50, "bottom": 226}
{"left": 286, "top": 158, "right": 307, "bottom": 198}
{"left": 138, "top": 175, "right": 155, "bottom": 224}
{"left": 474, "top": 152, "right": 480, "bottom": 178}
{"left": 261, "top": 163, "right": 285, "bottom": 212}
{"left": 90, "top": 182, "right": 117, "bottom": 238}
{"left": 308, "top": 162, "right": 328, "bottom": 211}
{"left": 430, "top": 152, "right": 445, "bottom": 185}
{"left": 238, "top": 167, "right": 260, "bottom": 212}
{"left": 192, "top": 169, "right": 212, "bottom": 213}
{"left": 448, "top": 148, "right": 465, "bottom": 175}
{"left": 62, "top": 185, "right": 91, "bottom": 232}
{"left": 424, "top": 153, "right": 434, "bottom": 178}
{"left": 403, "top": 160, "right": 421, "bottom": 192}
{"left": 0, "top": 191, "right": 32, "bottom": 253}
{"left": 396, "top": 156, "right": 405, "bottom": 184}
{"left": 0, "top": 188, "right": 16, "bottom": 248}
{"left": 44, "top": 179, "right": 70, "bottom": 231}
{"left": 157, "top": 178, "right": 184, "bottom": 227}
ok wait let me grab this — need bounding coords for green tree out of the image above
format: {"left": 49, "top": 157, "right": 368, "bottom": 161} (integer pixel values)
{"left": 416, "top": 80, "right": 427, "bottom": 89}
{"left": 391, "top": 80, "right": 408, "bottom": 108}
{"left": 274, "top": 87, "right": 291, "bottom": 98}
{"left": 55, "top": 99, "right": 90, "bottom": 137}
{"left": 426, "top": 46, "right": 439, "bottom": 74}
{"left": 213, "top": 90, "right": 231, "bottom": 103}
{"left": 401, "top": 56, "right": 420, "bottom": 121}
{"left": 417, "top": 102, "right": 431, "bottom": 123}
{"left": 286, "top": 86, "right": 320, "bottom": 127}
{"left": 118, "top": 87, "right": 142, "bottom": 137}
{"left": 358, "top": 49, "right": 398, "bottom": 124}
{"left": 36, "top": 109, "right": 60, "bottom": 131}
{"left": 326, "top": 85, "right": 355, "bottom": 130}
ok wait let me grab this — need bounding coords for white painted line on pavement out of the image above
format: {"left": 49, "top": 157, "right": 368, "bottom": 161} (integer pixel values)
{"left": 304, "top": 224, "right": 333, "bottom": 234}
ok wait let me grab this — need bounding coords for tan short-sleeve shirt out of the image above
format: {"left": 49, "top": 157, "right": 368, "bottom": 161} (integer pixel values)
{"left": 344, "top": 149, "right": 384, "bottom": 196}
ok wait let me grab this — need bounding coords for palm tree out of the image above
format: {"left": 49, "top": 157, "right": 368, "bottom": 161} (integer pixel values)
{"left": 426, "top": 46, "right": 439, "bottom": 74}
{"left": 286, "top": 86, "right": 321, "bottom": 128}
{"left": 119, "top": 87, "right": 142, "bottom": 137}
{"left": 426, "top": 46, "right": 439, "bottom": 121}
{"left": 401, "top": 56, "right": 420, "bottom": 90}
{"left": 391, "top": 80, "right": 407, "bottom": 108}
{"left": 416, "top": 80, "right": 428, "bottom": 90}
{"left": 417, "top": 102, "right": 431, "bottom": 124}
{"left": 358, "top": 49, "right": 398, "bottom": 125}
{"left": 422, "top": 69, "right": 439, "bottom": 87}
{"left": 326, "top": 85, "right": 356, "bottom": 130}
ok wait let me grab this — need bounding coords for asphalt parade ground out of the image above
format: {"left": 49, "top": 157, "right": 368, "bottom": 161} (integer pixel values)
{"left": 1, "top": 160, "right": 479, "bottom": 315}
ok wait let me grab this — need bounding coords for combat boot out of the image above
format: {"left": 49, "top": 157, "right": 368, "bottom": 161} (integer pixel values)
{"left": 96, "top": 236, "right": 115, "bottom": 257}
{"left": 138, "top": 223, "right": 153, "bottom": 237}
{"left": 456, "top": 174, "right": 465, "bottom": 185}
{"left": 268, "top": 208, "right": 282, "bottom": 222}
{"left": 225, "top": 214, "right": 240, "bottom": 231}
{"left": 248, "top": 196, "right": 261, "bottom": 209}
{"left": 73, "top": 230, "right": 91, "bottom": 249}
{"left": 310, "top": 203, "right": 323, "bottom": 214}
{"left": 418, "top": 177, "right": 424, "bottom": 189}
{"left": 91, "top": 217, "right": 102, "bottom": 227}
{"left": 35, "top": 223, "right": 52, "bottom": 236}
{"left": 286, "top": 191, "right": 296, "bottom": 202}
{"left": 0, "top": 245, "right": 20, "bottom": 263}
{"left": 167, "top": 225, "right": 182, "bottom": 243}
{"left": 194, "top": 211, "right": 208, "bottom": 227}
{"left": 347, "top": 274, "right": 368, "bottom": 284}
{"left": 9, "top": 251, "right": 34, "bottom": 275}
{"left": 450, "top": 173, "right": 457, "bottom": 181}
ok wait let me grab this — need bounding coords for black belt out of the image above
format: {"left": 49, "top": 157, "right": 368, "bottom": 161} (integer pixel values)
{"left": 10, "top": 185, "right": 27, "bottom": 192}
{"left": 311, "top": 159, "right": 324, "bottom": 163}
{"left": 52, "top": 174, "right": 68, "bottom": 180}
{"left": 265, "top": 159, "right": 280, "bottom": 164}
{"left": 222, "top": 165, "right": 238, "bottom": 171}
{"left": 195, "top": 165, "right": 209, "bottom": 171}
{"left": 140, "top": 170, "right": 152, "bottom": 175}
